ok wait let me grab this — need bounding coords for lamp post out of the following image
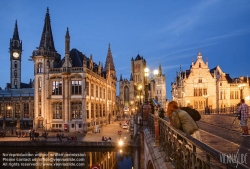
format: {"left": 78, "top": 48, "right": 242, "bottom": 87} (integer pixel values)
{"left": 238, "top": 84, "right": 245, "bottom": 99}
{"left": 7, "top": 106, "right": 15, "bottom": 135}
{"left": 144, "top": 68, "right": 149, "bottom": 103}
{"left": 203, "top": 95, "right": 209, "bottom": 114}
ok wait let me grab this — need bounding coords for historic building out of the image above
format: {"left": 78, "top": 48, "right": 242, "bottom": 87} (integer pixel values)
{"left": 171, "top": 50, "right": 250, "bottom": 113}
{"left": 119, "top": 54, "right": 167, "bottom": 117}
{"left": 0, "top": 20, "right": 34, "bottom": 132}
{"left": 31, "top": 8, "right": 117, "bottom": 132}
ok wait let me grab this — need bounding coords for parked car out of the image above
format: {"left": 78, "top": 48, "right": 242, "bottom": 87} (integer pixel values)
{"left": 122, "top": 124, "right": 128, "bottom": 129}
{"left": 0, "top": 131, "right": 6, "bottom": 138}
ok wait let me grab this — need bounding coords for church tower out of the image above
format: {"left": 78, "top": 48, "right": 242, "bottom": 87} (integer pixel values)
{"left": 154, "top": 64, "right": 167, "bottom": 109}
{"left": 104, "top": 43, "right": 117, "bottom": 117}
{"left": 9, "top": 20, "right": 22, "bottom": 89}
{"left": 31, "top": 8, "right": 60, "bottom": 129}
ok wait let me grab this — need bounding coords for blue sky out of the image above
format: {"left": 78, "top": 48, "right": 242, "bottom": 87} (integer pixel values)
{"left": 0, "top": 1, "right": 250, "bottom": 99}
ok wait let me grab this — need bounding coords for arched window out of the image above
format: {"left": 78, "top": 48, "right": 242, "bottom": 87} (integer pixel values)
{"left": 14, "top": 70, "right": 17, "bottom": 77}
{"left": 14, "top": 61, "right": 17, "bottom": 68}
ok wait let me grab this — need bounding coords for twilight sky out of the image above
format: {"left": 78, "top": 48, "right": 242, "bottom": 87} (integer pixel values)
{"left": 0, "top": 1, "right": 250, "bottom": 100}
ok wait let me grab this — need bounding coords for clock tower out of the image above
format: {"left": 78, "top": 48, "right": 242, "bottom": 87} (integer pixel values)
{"left": 9, "top": 20, "right": 22, "bottom": 89}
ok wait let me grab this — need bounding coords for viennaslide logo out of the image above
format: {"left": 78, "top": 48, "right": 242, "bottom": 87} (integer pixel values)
{"left": 219, "top": 149, "right": 248, "bottom": 168}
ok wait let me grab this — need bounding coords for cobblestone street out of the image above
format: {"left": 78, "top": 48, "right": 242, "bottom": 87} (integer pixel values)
{"left": 197, "top": 114, "right": 250, "bottom": 149}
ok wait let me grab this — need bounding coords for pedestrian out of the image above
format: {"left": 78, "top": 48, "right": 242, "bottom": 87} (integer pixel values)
{"left": 166, "top": 101, "right": 201, "bottom": 140}
{"left": 31, "top": 129, "right": 35, "bottom": 141}
{"left": 238, "top": 99, "right": 249, "bottom": 136}
{"left": 29, "top": 128, "right": 32, "bottom": 140}
{"left": 56, "top": 133, "right": 62, "bottom": 141}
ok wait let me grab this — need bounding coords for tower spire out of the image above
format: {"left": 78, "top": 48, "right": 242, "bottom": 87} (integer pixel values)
{"left": 13, "top": 20, "right": 20, "bottom": 40}
{"left": 39, "top": 7, "right": 56, "bottom": 51}
{"left": 9, "top": 20, "right": 22, "bottom": 89}
{"left": 104, "top": 43, "right": 115, "bottom": 71}
{"left": 62, "top": 27, "right": 71, "bottom": 68}
{"left": 158, "top": 63, "right": 162, "bottom": 75}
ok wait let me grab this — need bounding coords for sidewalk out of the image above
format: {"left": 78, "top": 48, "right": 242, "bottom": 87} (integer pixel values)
{"left": 0, "top": 120, "right": 133, "bottom": 143}
{"left": 200, "top": 130, "right": 250, "bottom": 166}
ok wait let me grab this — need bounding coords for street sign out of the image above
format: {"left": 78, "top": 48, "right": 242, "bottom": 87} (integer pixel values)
{"left": 118, "top": 131, "right": 122, "bottom": 135}
{"left": 91, "top": 164, "right": 100, "bottom": 169}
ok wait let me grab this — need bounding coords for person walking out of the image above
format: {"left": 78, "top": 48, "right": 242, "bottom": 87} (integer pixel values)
{"left": 29, "top": 128, "right": 32, "bottom": 140}
{"left": 166, "top": 101, "right": 201, "bottom": 140}
{"left": 238, "top": 99, "right": 249, "bottom": 136}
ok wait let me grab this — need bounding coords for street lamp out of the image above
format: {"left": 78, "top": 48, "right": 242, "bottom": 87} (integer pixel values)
{"left": 238, "top": 84, "right": 245, "bottom": 99}
{"left": 7, "top": 106, "right": 15, "bottom": 135}
{"left": 137, "top": 84, "right": 143, "bottom": 106}
{"left": 203, "top": 95, "right": 209, "bottom": 114}
{"left": 144, "top": 68, "right": 149, "bottom": 103}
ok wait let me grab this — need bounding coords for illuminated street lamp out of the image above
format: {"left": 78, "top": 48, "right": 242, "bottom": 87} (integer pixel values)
{"left": 144, "top": 68, "right": 149, "bottom": 103}
{"left": 7, "top": 106, "right": 15, "bottom": 135}
{"left": 238, "top": 84, "right": 245, "bottom": 99}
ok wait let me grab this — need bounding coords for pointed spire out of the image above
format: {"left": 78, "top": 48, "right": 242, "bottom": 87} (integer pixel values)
{"left": 120, "top": 74, "right": 123, "bottom": 81}
{"left": 158, "top": 64, "right": 162, "bottom": 75}
{"left": 130, "top": 73, "right": 133, "bottom": 81}
{"left": 39, "top": 7, "right": 56, "bottom": 51}
{"left": 62, "top": 27, "right": 71, "bottom": 68}
{"left": 10, "top": 20, "right": 22, "bottom": 50}
{"left": 13, "top": 20, "right": 20, "bottom": 40}
{"left": 104, "top": 43, "right": 115, "bottom": 71}
{"left": 197, "top": 48, "right": 202, "bottom": 59}
{"left": 65, "top": 27, "right": 70, "bottom": 55}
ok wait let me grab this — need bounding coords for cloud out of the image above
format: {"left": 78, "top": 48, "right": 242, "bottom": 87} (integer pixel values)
{"left": 160, "top": 0, "right": 219, "bottom": 36}
{"left": 203, "top": 28, "right": 250, "bottom": 43}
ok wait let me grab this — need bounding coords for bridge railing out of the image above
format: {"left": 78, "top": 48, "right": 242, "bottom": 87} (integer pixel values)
{"left": 199, "top": 106, "right": 250, "bottom": 115}
{"left": 148, "top": 113, "right": 249, "bottom": 169}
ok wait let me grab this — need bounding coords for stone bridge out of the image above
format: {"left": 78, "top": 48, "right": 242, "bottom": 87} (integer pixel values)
{"left": 139, "top": 113, "right": 250, "bottom": 169}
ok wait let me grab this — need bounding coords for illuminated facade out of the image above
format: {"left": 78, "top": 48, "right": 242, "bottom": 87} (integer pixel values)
{"left": 171, "top": 50, "right": 250, "bottom": 112}
{"left": 31, "top": 8, "right": 117, "bottom": 132}
{"left": 119, "top": 54, "right": 167, "bottom": 116}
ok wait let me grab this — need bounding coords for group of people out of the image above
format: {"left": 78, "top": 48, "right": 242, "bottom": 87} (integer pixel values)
{"left": 165, "top": 98, "right": 249, "bottom": 139}
{"left": 28, "top": 128, "right": 39, "bottom": 141}
{"left": 102, "top": 136, "right": 112, "bottom": 141}
{"left": 66, "top": 136, "right": 77, "bottom": 141}
{"left": 17, "top": 131, "right": 27, "bottom": 138}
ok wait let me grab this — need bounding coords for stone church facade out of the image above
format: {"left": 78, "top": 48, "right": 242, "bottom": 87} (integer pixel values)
{"left": 172, "top": 50, "right": 250, "bottom": 113}
{"left": 119, "top": 54, "right": 167, "bottom": 116}
{"left": 31, "top": 8, "right": 117, "bottom": 132}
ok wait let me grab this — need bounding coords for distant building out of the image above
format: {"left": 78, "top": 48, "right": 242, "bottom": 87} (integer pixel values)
{"left": 0, "top": 20, "right": 34, "bottom": 131}
{"left": 119, "top": 54, "right": 167, "bottom": 116}
{"left": 171, "top": 50, "right": 250, "bottom": 113}
{"left": 31, "top": 8, "right": 117, "bottom": 132}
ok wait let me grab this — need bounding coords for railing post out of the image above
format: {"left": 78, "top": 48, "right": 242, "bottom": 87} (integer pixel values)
{"left": 154, "top": 115, "right": 159, "bottom": 146}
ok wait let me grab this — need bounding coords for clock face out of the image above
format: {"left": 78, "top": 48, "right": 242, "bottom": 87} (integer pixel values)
{"left": 13, "top": 52, "right": 19, "bottom": 58}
